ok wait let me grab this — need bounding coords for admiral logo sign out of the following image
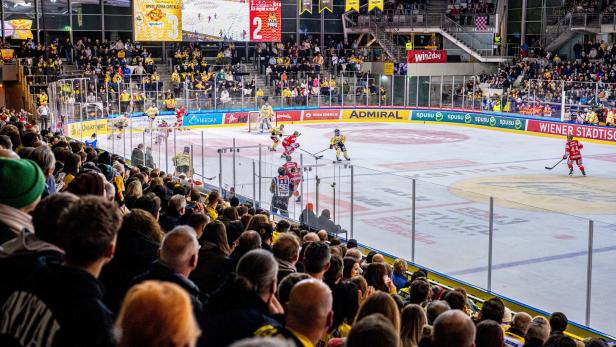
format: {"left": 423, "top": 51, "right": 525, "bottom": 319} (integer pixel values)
{"left": 342, "top": 109, "right": 410, "bottom": 121}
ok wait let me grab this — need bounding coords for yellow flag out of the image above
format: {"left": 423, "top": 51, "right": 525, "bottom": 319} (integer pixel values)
{"left": 368, "top": 0, "right": 383, "bottom": 12}
{"left": 345, "top": 0, "right": 360, "bottom": 12}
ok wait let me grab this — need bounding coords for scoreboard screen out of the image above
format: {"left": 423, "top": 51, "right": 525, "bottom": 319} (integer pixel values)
{"left": 134, "top": 0, "right": 281, "bottom": 42}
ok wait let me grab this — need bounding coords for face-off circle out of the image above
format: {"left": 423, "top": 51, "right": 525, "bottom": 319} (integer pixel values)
{"left": 332, "top": 128, "right": 469, "bottom": 145}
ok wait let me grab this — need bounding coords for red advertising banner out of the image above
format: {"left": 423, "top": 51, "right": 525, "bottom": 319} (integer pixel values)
{"left": 527, "top": 120, "right": 616, "bottom": 142}
{"left": 302, "top": 109, "right": 340, "bottom": 121}
{"left": 407, "top": 50, "right": 448, "bottom": 63}
{"left": 224, "top": 112, "right": 250, "bottom": 125}
{"left": 249, "top": 0, "right": 281, "bottom": 42}
{"left": 275, "top": 110, "right": 302, "bottom": 122}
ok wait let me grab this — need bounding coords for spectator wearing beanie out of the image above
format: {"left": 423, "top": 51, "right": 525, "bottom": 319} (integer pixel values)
{"left": 0, "top": 158, "right": 45, "bottom": 243}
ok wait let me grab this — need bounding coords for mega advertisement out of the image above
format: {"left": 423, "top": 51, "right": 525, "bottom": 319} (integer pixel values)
{"left": 342, "top": 109, "right": 410, "bottom": 121}
{"left": 412, "top": 110, "right": 526, "bottom": 131}
{"left": 302, "top": 109, "right": 340, "bottom": 121}
{"left": 134, "top": 0, "right": 280, "bottom": 42}
{"left": 182, "top": 113, "right": 224, "bottom": 127}
{"left": 181, "top": 0, "right": 281, "bottom": 42}
{"left": 133, "top": 0, "right": 182, "bottom": 42}
{"left": 407, "top": 50, "right": 448, "bottom": 63}
{"left": 527, "top": 120, "right": 616, "bottom": 142}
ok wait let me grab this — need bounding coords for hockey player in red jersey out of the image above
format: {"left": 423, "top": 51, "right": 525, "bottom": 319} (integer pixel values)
{"left": 174, "top": 106, "right": 186, "bottom": 129}
{"left": 282, "top": 156, "right": 302, "bottom": 202}
{"left": 563, "top": 134, "right": 586, "bottom": 176}
{"left": 281, "top": 131, "right": 301, "bottom": 160}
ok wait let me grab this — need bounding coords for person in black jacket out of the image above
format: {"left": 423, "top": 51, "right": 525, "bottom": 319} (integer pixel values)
{"left": 0, "top": 196, "right": 122, "bottom": 347}
{"left": 99, "top": 209, "right": 163, "bottom": 313}
{"left": 190, "top": 221, "right": 235, "bottom": 294}
{"left": 0, "top": 193, "right": 78, "bottom": 307}
{"left": 131, "top": 226, "right": 207, "bottom": 332}
{"left": 202, "top": 249, "right": 284, "bottom": 347}
{"left": 160, "top": 194, "right": 187, "bottom": 232}
{"left": 317, "top": 209, "right": 340, "bottom": 235}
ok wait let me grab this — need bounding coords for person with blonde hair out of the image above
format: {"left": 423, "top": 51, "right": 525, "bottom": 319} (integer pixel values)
{"left": 400, "top": 304, "right": 427, "bottom": 347}
{"left": 124, "top": 180, "right": 142, "bottom": 209}
{"left": 355, "top": 291, "right": 401, "bottom": 332}
{"left": 244, "top": 213, "right": 270, "bottom": 231}
{"left": 115, "top": 280, "right": 201, "bottom": 347}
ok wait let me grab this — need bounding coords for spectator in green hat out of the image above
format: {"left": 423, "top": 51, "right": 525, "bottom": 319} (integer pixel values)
{"left": 0, "top": 157, "right": 46, "bottom": 243}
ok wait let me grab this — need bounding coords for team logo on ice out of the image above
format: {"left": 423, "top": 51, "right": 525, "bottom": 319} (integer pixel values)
{"left": 464, "top": 114, "right": 472, "bottom": 123}
{"left": 435, "top": 112, "right": 443, "bottom": 121}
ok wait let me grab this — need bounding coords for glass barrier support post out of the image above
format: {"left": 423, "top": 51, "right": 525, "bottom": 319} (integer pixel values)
{"left": 412, "top": 178, "right": 416, "bottom": 263}
{"left": 218, "top": 149, "right": 223, "bottom": 193}
{"left": 252, "top": 160, "right": 257, "bottom": 206}
{"left": 586, "top": 220, "right": 594, "bottom": 326}
{"left": 258, "top": 144, "right": 262, "bottom": 206}
{"left": 350, "top": 165, "right": 354, "bottom": 240}
{"left": 201, "top": 131, "right": 205, "bottom": 179}
{"left": 488, "top": 196, "right": 494, "bottom": 292}
{"left": 232, "top": 138, "right": 237, "bottom": 189}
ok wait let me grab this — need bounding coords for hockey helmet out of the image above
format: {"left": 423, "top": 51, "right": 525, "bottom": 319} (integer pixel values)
{"left": 334, "top": 128, "right": 340, "bottom": 135}
{"left": 279, "top": 124, "right": 285, "bottom": 130}
{"left": 278, "top": 167, "right": 286, "bottom": 175}
{"left": 285, "top": 155, "right": 292, "bottom": 162}
{"left": 293, "top": 131, "right": 300, "bottom": 136}
{"left": 567, "top": 134, "right": 574, "bottom": 141}
{"left": 183, "top": 146, "right": 190, "bottom": 153}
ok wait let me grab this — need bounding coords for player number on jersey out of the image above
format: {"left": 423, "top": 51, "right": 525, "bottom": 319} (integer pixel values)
{"left": 167, "top": 14, "right": 179, "bottom": 40}
{"left": 252, "top": 17, "right": 263, "bottom": 40}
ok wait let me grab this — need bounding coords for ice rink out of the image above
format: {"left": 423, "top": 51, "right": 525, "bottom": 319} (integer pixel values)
{"left": 96, "top": 120, "right": 616, "bottom": 334}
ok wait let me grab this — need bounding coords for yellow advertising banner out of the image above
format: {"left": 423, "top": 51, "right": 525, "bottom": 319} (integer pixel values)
{"left": 384, "top": 62, "right": 394, "bottom": 75}
{"left": 68, "top": 119, "right": 111, "bottom": 138}
{"left": 6, "top": 19, "right": 34, "bottom": 40}
{"left": 133, "top": 0, "right": 182, "bottom": 42}
{"left": 342, "top": 109, "right": 410, "bottom": 122}
{"left": 345, "top": 0, "right": 360, "bottom": 12}
{"left": 368, "top": 0, "right": 384, "bottom": 12}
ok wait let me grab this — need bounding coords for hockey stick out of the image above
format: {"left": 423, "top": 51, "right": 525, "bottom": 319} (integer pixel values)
{"left": 314, "top": 147, "right": 330, "bottom": 155}
{"left": 299, "top": 148, "right": 324, "bottom": 159}
{"left": 545, "top": 158, "right": 565, "bottom": 170}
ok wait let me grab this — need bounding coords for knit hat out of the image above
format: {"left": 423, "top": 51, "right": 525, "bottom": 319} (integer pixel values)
{"left": 67, "top": 171, "right": 106, "bottom": 196}
{"left": 97, "top": 163, "right": 114, "bottom": 182}
{"left": 0, "top": 158, "right": 45, "bottom": 209}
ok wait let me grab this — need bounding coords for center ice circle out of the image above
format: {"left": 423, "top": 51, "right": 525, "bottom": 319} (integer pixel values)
{"left": 333, "top": 128, "right": 469, "bottom": 145}
{"left": 451, "top": 175, "right": 616, "bottom": 214}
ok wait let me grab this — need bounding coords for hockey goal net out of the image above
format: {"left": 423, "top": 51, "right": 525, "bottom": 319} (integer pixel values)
{"left": 247, "top": 111, "right": 262, "bottom": 133}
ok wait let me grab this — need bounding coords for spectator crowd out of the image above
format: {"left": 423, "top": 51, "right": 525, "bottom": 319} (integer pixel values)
{"left": 0, "top": 111, "right": 611, "bottom": 347}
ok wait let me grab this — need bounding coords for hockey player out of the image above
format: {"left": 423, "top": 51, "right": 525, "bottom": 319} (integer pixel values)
{"left": 145, "top": 102, "right": 159, "bottom": 132}
{"left": 109, "top": 114, "right": 128, "bottom": 140}
{"left": 269, "top": 124, "right": 284, "bottom": 151}
{"left": 282, "top": 131, "right": 301, "bottom": 160}
{"left": 563, "top": 134, "right": 586, "bottom": 176}
{"left": 283, "top": 156, "right": 302, "bottom": 203}
{"left": 155, "top": 119, "right": 171, "bottom": 144}
{"left": 270, "top": 166, "right": 294, "bottom": 217}
{"left": 174, "top": 106, "right": 187, "bottom": 130}
{"left": 330, "top": 128, "right": 350, "bottom": 161}
{"left": 259, "top": 99, "right": 274, "bottom": 133}
{"left": 173, "top": 146, "right": 192, "bottom": 177}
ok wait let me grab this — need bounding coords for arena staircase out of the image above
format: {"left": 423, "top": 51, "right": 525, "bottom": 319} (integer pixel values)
{"left": 343, "top": 8, "right": 509, "bottom": 63}
{"left": 541, "top": 0, "right": 616, "bottom": 53}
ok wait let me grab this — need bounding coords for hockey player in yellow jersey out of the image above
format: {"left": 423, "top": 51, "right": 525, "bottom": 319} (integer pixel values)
{"left": 269, "top": 124, "right": 284, "bottom": 151}
{"left": 145, "top": 102, "right": 159, "bottom": 132}
{"left": 330, "top": 128, "right": 350, "bottom": 161}
{"left": 259, "top": 98, "right": 274, "bottom": 133}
